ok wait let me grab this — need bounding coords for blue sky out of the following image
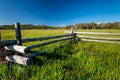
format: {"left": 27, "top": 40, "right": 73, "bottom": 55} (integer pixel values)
{"left": 0, "top": 0, "right": 120, "bottom": 26}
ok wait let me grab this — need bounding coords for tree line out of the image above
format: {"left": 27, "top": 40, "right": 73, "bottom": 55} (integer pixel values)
{"left": 60, "top": 22, "right": 120, "bottom": 29}
{"left": 0, "top": 22, "right": 120, "bottom": 29}
{"left": 0, "top": 24, "right": 57, "bottom": 29}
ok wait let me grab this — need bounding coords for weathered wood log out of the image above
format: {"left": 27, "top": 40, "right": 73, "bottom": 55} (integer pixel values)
{"left": 0, "top": 40, "right": 17, "bottom": 46}
{"left": 6, "top": 55, "right": 31, "bottom": 66}
{"left": 22, "top": 34, "right": 74, "bottom": 43}
{"left": 76, "top": 32, "right": 120, "bottom": 35}
{"left": 5, "top": 45, "right": 28, "bottom": 54}
{"left": 78, "top": 36, "right": 120, "bottom": 41}
{"left": 65, "top": 31, "right": 120, "bottom": 36}
{"left": 26, "top": 37, "right": 72, "bottom": 50}
{"left": 81, "top": 39, "right": 120, "bottom": 44}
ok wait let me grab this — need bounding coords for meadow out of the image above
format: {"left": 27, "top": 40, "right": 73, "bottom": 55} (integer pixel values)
{"left": 0, "top": 29, "right": 120, "bottom": 80}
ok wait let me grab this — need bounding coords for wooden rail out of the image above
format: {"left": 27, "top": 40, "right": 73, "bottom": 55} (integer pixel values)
{"left": 26, "top": 37, "right": 72, "bottom": 50}
{"left": 0, "top": 40, "right": 17, "bottom": 46}
{"left": 81, "top": 39, "right": 120, "bottom": 44}
{"left": 78, "top": 36, "right": 120, "bottom": 41}
{"left": 65, "top": 31, "right": 120, "bottom": 36}
{"left": 22, "top": 34, "right": 74, "bottom": 42}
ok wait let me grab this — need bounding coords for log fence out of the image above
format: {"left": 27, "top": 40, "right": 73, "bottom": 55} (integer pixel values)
{"left": 0, "top": 22, "right": 76, "bottom": 65}
{"left": 1, "top": 23, "right": 120, "bottom": 65}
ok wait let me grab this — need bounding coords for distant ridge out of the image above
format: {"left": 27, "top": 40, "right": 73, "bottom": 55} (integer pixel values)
{"left": 0, "top": 22, "right": 120, "bottom": 29}
{"left": 59, "top": 22, "right": 120, "bottom": 29}
{"left": 0, "top": 24, "right": 57, "bottom": 29}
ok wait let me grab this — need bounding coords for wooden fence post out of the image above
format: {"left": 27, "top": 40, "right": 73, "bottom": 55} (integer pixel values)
{"left": 71, "top": 27, "right": 74, "bottom": 34}
{"left": 71, "top": 27, "right": 76, "bottom": 40}
{"left": 75, "top": 25, "right": 77, "bottom": 31}
{"left": 15, "top": 22, "right": 22, "bottom": 46}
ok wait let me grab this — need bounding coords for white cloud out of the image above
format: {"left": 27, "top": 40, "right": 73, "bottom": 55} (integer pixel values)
{"left": 59, "top": 25, "right": 66, "bottom": 27}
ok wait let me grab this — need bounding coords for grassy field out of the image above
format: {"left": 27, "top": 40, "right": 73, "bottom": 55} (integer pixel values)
{"left": 0, "top": 29, "right": 120, "bottom": 80}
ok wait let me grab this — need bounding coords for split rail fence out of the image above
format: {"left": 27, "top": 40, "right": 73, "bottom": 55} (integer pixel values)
{"left": 0, "top": 23, "right": 76, "bottom": 65}
{"left": 1, "top": 23, "right": 120, "bottom": 66}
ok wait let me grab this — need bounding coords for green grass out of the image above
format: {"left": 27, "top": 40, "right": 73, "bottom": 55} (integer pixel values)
{"left": 1, "top": 29, "right": 65, "bottom": 40}
{"left": 0, "top": 29, "right": 120, "bottom": 80}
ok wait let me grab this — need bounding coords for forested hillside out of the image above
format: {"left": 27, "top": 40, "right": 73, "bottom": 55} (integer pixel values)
{"left": 1, "top": 22, "right": 120, "bottom": 29}
{"left": 0, "top": 24, "right": 56, "bottom": 29}
{"left": 60, "top": 22, "right": 120, "bottom": 29}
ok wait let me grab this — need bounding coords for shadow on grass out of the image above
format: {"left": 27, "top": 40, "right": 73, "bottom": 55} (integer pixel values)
{"left": 40, "top": 52, "right": 68, "bottom": 60}
{"left": 31, "top": 57, "right": 44, "bottom": 66}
